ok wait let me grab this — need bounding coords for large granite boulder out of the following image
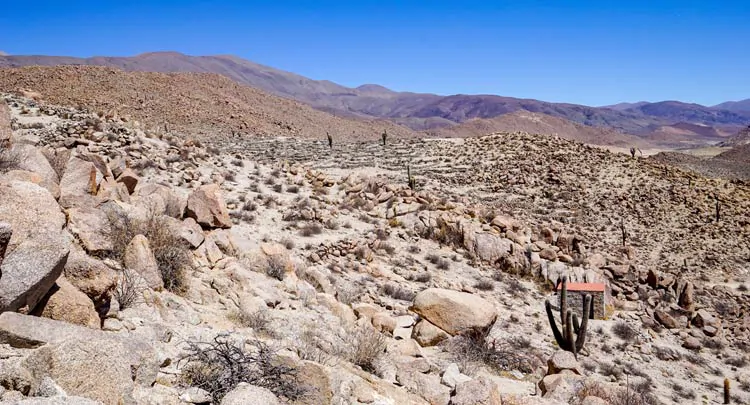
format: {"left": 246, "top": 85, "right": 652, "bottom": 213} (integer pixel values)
{"left": 410, "top": 288, "right": 497, "bottom": 335}
{"left": 184, "top": 184, "right": 231, "bottom": 229}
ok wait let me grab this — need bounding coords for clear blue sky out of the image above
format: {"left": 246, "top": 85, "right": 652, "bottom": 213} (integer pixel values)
{"left": 1, "top": 0, "right": 748, "bottom": 106}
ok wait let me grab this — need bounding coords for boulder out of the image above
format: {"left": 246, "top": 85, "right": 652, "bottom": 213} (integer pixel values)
{"left": 0, "top": 180, "right": 66, "bottom": 253}
{"left": 22, "top": 337, "right": 156, "bottom": 405}
{"left": 13, "top": 144, "right": 60, "bottom": 199}
{"left": 59, "top": 157, "right": 101, "bottom": 209}
{"left": 410, "top": 288, "right": 497, "bottom": 335}
{"left": 411, "top": 319, "right": 450, "bottom": 347}
{"left": 540, "top": 373, "right": 583, "bottom": 399}
{"left": 115, "top": 168, "right": 139, "bottom": 194}
{"left": 97, "top": 178, "right": 130, "bottom": 202}
{"left": 63, "top": 246, "right": 117, "bottom": 306}
{"left": 220, "top": 383, "right": 280, "bottom": 405}
{"left": 451, "top": 377, "right": 503, "bottom": 405}
{"left": 547, "top": 351, "right": 582, "bottom": 375}
{"left": 0, "top": 235, "right": 69, "bottom": 313}
{"left": 31, "top": 276, "right": 100, "bottom": 329}
{"left": 441, "top": 363, "right": 472, "bottom": 389}
{"left": 123, "top": 234, "right": 163, "bottom": 290}
{"left": 692, "top": 309, "right": 720, "bottom": 329}
{"left": 682, "top": 336, "right": 701, "bottom": 350}
{"left": 66, "top": 206, "right": 113, "bottom": 254}
{"left": 135, "top": 183, "right": 185, "bottom": 218}
{"left": 654, "top": 309, "right": 679, "bottom": 329}
{"left": 395, "top": 367, "right": 451, "bottom": 405}
{"left": 179, "top": 387, "right": 212, "bottom": 404}
{"left": 0, "top": 313, "right": 157, "bottom": 404}
{"left": 184, "top": 184, "right": 231, "bottom": 229}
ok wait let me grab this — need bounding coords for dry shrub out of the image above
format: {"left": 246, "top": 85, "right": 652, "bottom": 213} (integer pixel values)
{"left": 299, "top": 223, "right": 323, "bottom": 237}
{"left": 381, "top": 283, "right": 416, "bottom": 301}
{"left": 295, "top": 325, "right": 338, "bottom": 366}
{"left": 113, "top": 269, "right": 146, "bottom": 310}
{"left": 573, "top": 378, "right": 658, "bottom": 405}
{"left": 446, "top": 328, "right": 533, "bottom": 374}
{"left": 345, "top": 325, "right": 387, "bottom": 373}
{"left": 612, "top": 321, "right": 638, "bottom": 342}
{"left": 180, "top": 334, "right": 305, "bottom": 403}
{"left": 228, "top": 309, "right": 272, "bottom": 334}
{"left": 264, "top": 255, "right": 288, "bottom": 281}
{"left": 474, "top": 279, "right": 494, "bottom": 291}
{"left": 107, "top": 209, "right": 191, "bottom": 294}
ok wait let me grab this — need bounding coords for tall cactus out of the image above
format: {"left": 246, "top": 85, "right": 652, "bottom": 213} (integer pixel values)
{"left": 407, "top": 164, "right": 416, "bottom": 190}
{"left": 327, "top": 132, "right": 333, "bottom": 149}
{"left": 545, "top": 276, "right": 591, "bottom": 358}
{"left": 724, "top": 378, "right": 730, "bottom": 404}
{"left": 382, "top": 129, "right": 388, "bottom": 146}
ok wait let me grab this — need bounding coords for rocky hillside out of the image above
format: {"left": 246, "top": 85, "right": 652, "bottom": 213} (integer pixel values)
{"left": 425, "top": 110, "right": 650, "bottom": 147}
{"left": 0, "top": 65, "right": 417, "bottom": 142}
{"left": 0, "top": 94, "right": 748, "bottom": 405}
{"left": 3, "top": 52, "right": 749, "bottom": 140}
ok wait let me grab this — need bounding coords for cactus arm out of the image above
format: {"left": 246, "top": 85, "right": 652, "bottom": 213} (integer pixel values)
{"left": 560, "top": 276, "right": 568, "bottom": 326}
{"left": 572, "top": 313, "right": 580, "bottom": 334}
{"left": 545, "top": 299, "right": 566, "bottom": 348}
{"left": 576, "top": 294, "right": 592, "bottom": 352}
{"left": 564, "top": 310, "right": 575, "bottom": 353}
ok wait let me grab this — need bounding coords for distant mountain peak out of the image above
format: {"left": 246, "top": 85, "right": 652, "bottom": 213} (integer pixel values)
{"left": 356, "top": 84, "right": 393, "bottom": 94}
{"left": 135, "top": 51, "right": 188, "bottom": 58}
{"left": 0, "top": 51, "right": 7, "bottom": 56}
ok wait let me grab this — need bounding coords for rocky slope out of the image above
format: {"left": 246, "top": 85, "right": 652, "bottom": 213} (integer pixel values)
{"left": 425, "top": 110, "right": 651, "bottom": 147}
{"left": 0, "top": 94, "right": 748, "bottom": 405}
{"left": 0, "top": 65, "right": 417, "bottom": 142}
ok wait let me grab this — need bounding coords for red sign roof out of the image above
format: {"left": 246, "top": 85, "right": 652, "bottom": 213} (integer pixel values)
{"left": 557, "top": 282, "right": 606, "bottom": 292}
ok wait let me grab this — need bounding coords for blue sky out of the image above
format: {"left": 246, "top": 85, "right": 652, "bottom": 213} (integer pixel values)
{"left": 1, "top": 0, "right": 748, "bottom": 106}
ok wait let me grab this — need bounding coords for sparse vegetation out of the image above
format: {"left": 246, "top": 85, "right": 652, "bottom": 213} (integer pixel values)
{"left": 179, "top": 334, "right": 305, "bottom": 403}
{"left": 381, "top": 283, "right": 416, "bottom": 301}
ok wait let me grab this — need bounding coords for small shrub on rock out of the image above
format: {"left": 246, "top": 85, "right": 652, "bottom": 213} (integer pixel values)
{"left": 180, "top": 334, "right": 305, "bottom": 403}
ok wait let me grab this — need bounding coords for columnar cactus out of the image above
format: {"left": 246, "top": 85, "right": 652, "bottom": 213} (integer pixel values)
{"left": 407, "top": 164, "right": 416, "bottom": 190}
{"left": 724, "top": 378, "right": 730, "bottom": 404}
{"left": 382, "top": 129, "right": 388, "bottom": 146}
{"left": 327, "top": 132, "right": 333, "bottom": 149}
{"left": 545, "top": 276, "right": 591, "bottom": 358}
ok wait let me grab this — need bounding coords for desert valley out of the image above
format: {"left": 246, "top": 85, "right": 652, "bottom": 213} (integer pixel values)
{"left": 0, "top": 51, "right": 747, "bottom": 405}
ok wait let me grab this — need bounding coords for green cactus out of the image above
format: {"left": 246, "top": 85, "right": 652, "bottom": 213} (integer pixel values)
{"left": 545, "top": 276, "right": 591, "bottom": 358}
{"left": 327, "top": 132, "right": 333, "bottom": 149}
{"left": 382, "top": 129, "right": 388, "bottom": 146}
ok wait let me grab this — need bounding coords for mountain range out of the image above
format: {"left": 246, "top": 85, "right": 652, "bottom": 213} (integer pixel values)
{"left": 1, "top": 51, "right": 748, "bottom": 146}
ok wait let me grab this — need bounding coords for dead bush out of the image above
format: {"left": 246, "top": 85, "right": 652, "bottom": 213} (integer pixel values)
{"left": 381, "top": 283, "right": 416, "bottom": 301}
{"left": 299, "top": 223, "right": 323, "bottom": 237}
{"left": 573, "top": 378, "right": 658, "bottom": 405}
{"left": 113, "top": 269, "right": 146, "bottom": 310}
{"left": 446, "top": 328, "right": 532, "bottom": 373}
{"left": 179, "top": 334, "right": 305, "bottom": 403}
{"left": 612, "top": 321, "right": 638, "bottom": 342}
{"left": 474, "top": 279, "right": 494, "bottom": 291}
{"left": 295, "top": 326, "right": 338, "bottom": 366}
{"left": 228, "top": 309, "right": 272, "bottom": 335}
{"left": 265, "top": 255, "right": 288, "bottom": 280}
{"left": 345, "top": 325, "right": 387, "bottom": 373}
